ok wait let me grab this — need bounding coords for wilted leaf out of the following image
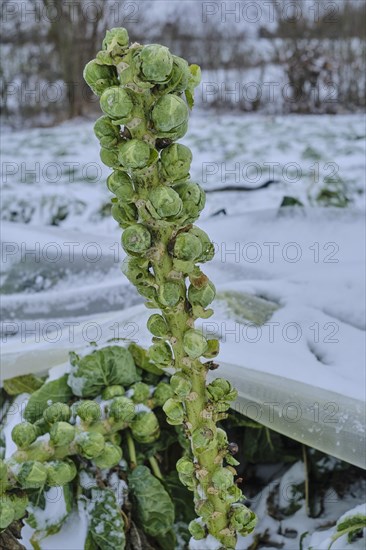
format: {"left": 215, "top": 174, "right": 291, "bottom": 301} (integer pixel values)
{"left": 3, "top": 375, "right": 45, "bottom": 396}
{"left": 88, "top": 488, "right": 126, "bottom": 550}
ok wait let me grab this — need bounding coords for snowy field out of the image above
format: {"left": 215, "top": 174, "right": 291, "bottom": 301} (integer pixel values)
{"left": 1, "top": 112, "right": 365, "bottom": 549}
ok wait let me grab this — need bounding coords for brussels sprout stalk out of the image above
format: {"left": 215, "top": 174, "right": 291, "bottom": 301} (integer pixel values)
{"left": 84, "top": 27, "right": 256, "bottom": 547}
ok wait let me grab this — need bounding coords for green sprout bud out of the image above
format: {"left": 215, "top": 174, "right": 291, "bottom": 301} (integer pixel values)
{"left": 217, "top": 428, "right": 228, "bottom": 448}
{"left": 102, "top": 385, "right": 125, "bottom": 400}
{"left": 230, "top": 504, "right": 256, "bottom": 534}
{"left": 188, "top": 281, "right": 216, "bottom": 308}
{"left": 121, "top": 224, "right": 151, "bottom": 254}
{"left": 149, "top": 186, "right": 183, "bottom": 218}
{"left": 1, "top": 494, "right": 28, "bottom": 521}
{"left": 131, "top": 382, "right": 151, "bottom": 403}
{"left": 158, "top": 55, "right": 189, "bottom": 94}
{"left": 43, "top": 403, "right": 71, "bottom": 424}
{"left": 16, "top": 461, "right": 48, "bottom": 489}
{"left": 34, "top": 418, "right": 49, "bottom": 437}
{"left": 100, "top": 86, "right": 136, "bottom": 123}
{"left": 147, "top": 314, "right": 169, "bottom": 337}
{"left": 11, "top": 422, "right": 37, "bottom": 448}
{"left": 152, "top": 94, "right": 189, "bottom": 136}
{"left": 49, "top": 422, "right": 75, "bottom": 447}
{"left": 131, "top": 411, "right": 160, "bottom": 443}
{"left": 211, "top": 467, "right": 234, "bottom": 491}
{"left": 183, "top": 329, "right": 208, "bottom": 359}
{"left": 226, "top": 484, "right": 243, "bottom": 504}
{"left": 121, "top": 256, "right": 149, "bottom": 285}
{"left": 190, "top": 227, "right": 215, "bottom": 262}
{"left": 160, "top": 143, "right": 192, "bottom": 182}
{"left": 170, "top": 372, "right": 192, "bottom": 398}
{"left": 112, "top": 202, "right": 138, "bottom": 227}
{"left": 77, "top": 401, "right": 102, "bottom": 423}
{"left": 83, "top": 60, "right": 118, "bottom": 95}
{"left": 107, "top": 171, "right": 135, "bottom": 202}
{"left": 149, "top": 341, "right": 173, "bottom": 366}
{"left": 0, "top": 501, "right": 14, "bottom": 530}
{"left": 46, "top": 459, "right": 77, "bottom": 487}
{"left": 191, "top": 424, "right": 215, "bottom": 453}
{"left": 203, "top": 339, "right": 220, "bottom": 359}
{"left": 102, "top": 27, "right": 129, "bottom": 55}
{"left": 174, "top": 233, "right": 203, "bottom": 261}
{"left": 139, "top": 44, "right": 173, "bottom": 83}
{"left": 196, "top": 500, "right": 215, "bottom": 522}
{"left": 118, "top": 139, "right": 152, "bottom": 169}
{"left": 188, "top": 519, "right": 206, "bottom": 540}
{"left": 93, "top": 442, "right": 122, "bottom": 469}
{"left": 176, "top": 457, "right": 195, "bottom": 477}
{"left": 109, "top": 396, "right": 136, "bottom": 422}
{"left": 100, "top": 146, "right": 119, "bottom": 168}
{"left": 94, "top": 116, "right": 120, "bottom": 149}
{"left": 173, "top": 182, "right": 206, "bottom": 222}
{"left": 158, "top": 282, "right": 181, "bottom": 307}
{"left": 207, "top": 379, "right": 237, "bottom": 402}
{"left": 162, "top": 398, "right": 184, "bottom": 425}
{"left": 153, "top": 381, "right": 174, "bottom": 407}
{"left": 76, "top": 432, "right": 105, "bottom": 459}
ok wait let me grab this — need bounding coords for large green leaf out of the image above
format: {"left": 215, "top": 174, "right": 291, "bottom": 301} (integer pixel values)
{"left": 88, "top": 488, "right": 126, "bottom": 550}
{"left": 68, "top": 346, "right": 138, "bottom": 397}
{"left": 128, "top": 465, "right": 175, "bottom": 538}
{"left": 3, "top": 374, "right": 45, "bottom": 396}
{"left": 24, "top": 375, "right": 73, "bottom": 423}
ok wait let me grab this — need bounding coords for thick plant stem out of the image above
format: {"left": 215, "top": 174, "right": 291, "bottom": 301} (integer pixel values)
{"left": 126, "top": 430, "right": 137, "bottom": 469}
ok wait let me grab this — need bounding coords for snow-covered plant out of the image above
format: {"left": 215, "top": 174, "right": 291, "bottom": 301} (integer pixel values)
{"left": 83, "top": 27, "right": 256, "bottom": 547}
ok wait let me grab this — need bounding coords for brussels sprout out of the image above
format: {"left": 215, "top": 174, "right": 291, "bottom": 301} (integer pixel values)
{"left": 188, "top": 519, "right": 206, "bottom": 540}
{"left": 203, "top": 339, "right": 220, "bottom": 359}
{"left": 207, "top": 378, "right": 237, "bottom": 402}
{"left": 118, "top": 139, "right": 152, "bottom": 170}
{"left": 16, "top": 461, "right": 48, "bottom": 489}
{"left": 46, "top": 459, "right": 77, "bottom": 487}
{"left": 11, "top": 422, "right": 37, "bottom": 448}
{"left": 109, "top": 396, "right": 136, "bottom": 422}
{"left": 100, "top": 86, "right": 136, "bottom": 124}
{"left": 130, "top": 382, "right": 151, "bottom": 403}
{"left": 0, "top": 501, "right": 14, "bottom": 530}
{"left": 211, "top": 467, "right": 234, "bottom": 491}
{"left": 43, "top": 403, "right": 71, "bottom": 424}
{"left": 162, "top": 398, "right": 184, "bottom": 425}
{"left": 107, "top": 171, "right": 135, "bottom": 202}
{"left": 160, "top": 143, "right": 192, "bottom": 183}
{"left": 191, "top": 424, "right": 215, "bottom": 452}
{"left": 170, "top": 372, "right": 192, "bottom": 398}
{"left": 158, "top": 55, "right": 190, "bottom": 94}
{"left": 149, "top": 186, "right": 183, "bottom": 219}
{"left": 93, "top": 442, "right": 122, "bottom": 469}
{"left": 1, "top": 493, "right": 28, "bottom": 521}
{"left": 111, "top": 202, "right": 138, "bottom": 227}
{"left": 149, "top": 341, "right": 173, "bottom": 366}
{"left": 196, "top": 499, "right": 215, "bottom": 522}
{"left": 176, "top": 456, "right": 195, "bottom": 477}
{"left": 230, "top": 504, "right": 256, "bottom": 534}
{"left": 158, "top": 282, "right": 181, "bottom": 307}
{"left": 49, "top": 421, "right": 75, "bottom": 447}
{"left": 77, "top": 401, "right": 102, "bottom": 423}
{"left": 94, "top": 116, "right": 120, "bottom": 149}
{"left": 100, "top": 146, "right": 119, "bottom": 168}
{"left": 173, "top": 182, "right": 206, "bottom": 223}
{"left": 190, "top": 227, "right": 215, "bottom": 262}
{"left": 131, "top": 411, "right": 160, "bottom": 443}
{"left": 121, "top": 224, "right": 151, "bottom": 254}
{"left": 147, "top": 314, "right": 169, "bottom": 337}
{"left": 102, "top": 385, "right": 125, "bottom": 400}
{"left": 83, "top": 60, "right": 118, "bottom": 96}
{"left": 139, "top": 44, "right": 173, "bottom": 83}
{"left": 174, "top": 233, "right": 203, "bottom": 261}
{"left": 136, "top": 284, "right": 157, "bottom": 301}
{"left": 188, "top": 281, "right": 216, "bottom": 308}
{"left": 76, "top": 432, "right": 105, "bottom": 459}
{"left": 183, "top": 329, "right": 208, "bottom": 359}
{"left": 226, "top": 483, "right": 242, "bottom": 504}
{"left": 152, "top": 94, "right": 189, "bottom": 135}
{"left": 34, "top": 418, "right": 48, "bottom": 437}
{"left": 102, "top": 27, "right": 129, "bottom": 55}
{"left": 153, "top": 381, "right": 174, "bottom": 407}
{"left": 121, "top": 256, "right": 150, "bottom": 285}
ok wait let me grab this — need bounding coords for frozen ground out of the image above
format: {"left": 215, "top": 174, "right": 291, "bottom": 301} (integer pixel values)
{"left": 1, "top": 112, "right": 365, "bottom": 549}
